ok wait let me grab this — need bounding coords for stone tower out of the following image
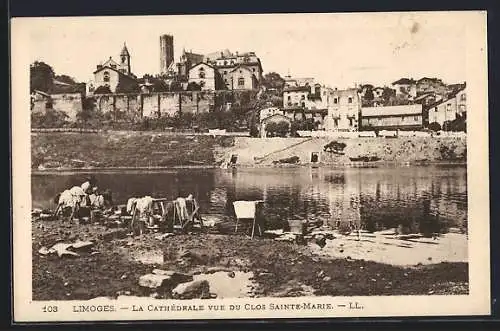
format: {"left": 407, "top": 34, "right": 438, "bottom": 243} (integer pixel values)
{"left": 120, "top": 42, "right": 131, "bottom": 75}
{"left": 160, "top": 34, "right": 174, "bottom": 75}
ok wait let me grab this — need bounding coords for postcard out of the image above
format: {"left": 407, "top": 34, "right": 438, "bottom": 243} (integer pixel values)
{"left": 11, "top": 11, "right": 490, "bottom": 322}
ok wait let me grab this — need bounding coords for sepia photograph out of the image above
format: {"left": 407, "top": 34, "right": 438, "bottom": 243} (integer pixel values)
{"left": 11, "top": 11, "right": 490, "bottom": 322}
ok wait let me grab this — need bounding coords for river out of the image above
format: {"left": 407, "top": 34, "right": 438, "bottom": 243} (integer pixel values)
{"left": 32, "top": 165, "right": 467, "bottom": 237}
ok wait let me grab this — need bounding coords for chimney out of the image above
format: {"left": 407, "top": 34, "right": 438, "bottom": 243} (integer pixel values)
{"left": 236, "top": 51, "right": 239, "bottom": 56}
{"left": 220, "top": 52, "right": 223, "bottom": 58}
{"left": 97, "top": 64, "right": 103, "bottom": 69}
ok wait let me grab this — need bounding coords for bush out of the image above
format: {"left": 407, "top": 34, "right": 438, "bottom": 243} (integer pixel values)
{"left": 31, "top": 109, "right": 69, "bottom": 128}
{"left": 266, "top": 120, "right": 290, "bottom": 137}
{"left": 428, "top": 122, "right": 442, "bottom": 132}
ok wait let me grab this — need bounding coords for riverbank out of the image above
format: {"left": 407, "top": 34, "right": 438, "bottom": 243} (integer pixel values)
{"left": 32, "top": 132, "right": 466, "bottom": 169}
{"left": 32, "top": 218, "right": 468, "bottom": 300}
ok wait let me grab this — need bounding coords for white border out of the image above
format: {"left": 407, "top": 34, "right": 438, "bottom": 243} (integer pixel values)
{"left": 11, "top": 12, "right": 490, "bottom": 322}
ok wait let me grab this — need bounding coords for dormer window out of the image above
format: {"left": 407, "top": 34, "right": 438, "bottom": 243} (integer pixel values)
{"left": 103, "top": 71, "right": 110, "bottom": 82}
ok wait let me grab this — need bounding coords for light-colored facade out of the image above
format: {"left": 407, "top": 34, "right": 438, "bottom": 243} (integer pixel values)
{"left": 31, "top": 90, "right": 83, "bottom": 122}
{"left": 428, "top": 86, "right": 467, "bottom": 127}
{"left": 93, "top": 44, "right": 136, "bottom": 93}
{"left": 188, "top": 62, "right": 217, "bottom": 91}
{"left": 361, "top": 104, "right": 423, "bottom": 130}
{"left": 392, "top": 78, "right": 417, "bottom": 100}
{"left": 325, "top": 88, "right": 361, "bottom": 132}
{"left": 283, "top": 86, "right": 310, "bottom": 109}
{"left": 225, "top": 65, "right": 258, "bottom": 90}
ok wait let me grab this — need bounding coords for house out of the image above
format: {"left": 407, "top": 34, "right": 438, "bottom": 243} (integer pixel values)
{"left": 414, "top": 92, "right": 442, "bottom": 107}
{"left": 188, "top": 62, "right": 222, "bottom": 91}
{"left": 361, "top": 104, "right": 423, "bottom": 131}
{"left": 31, "top": 82, "right": 86, "bottom": 122}
{"left": 416, "top": 77, "right": 448, "bottom": 96}
{"left": 283, "top": 86, "right": 311, "bottom": 109}
{"left": 176, "top": 49, "right": 205, "bottom": 81}
{"left": 207, "top": 51, "right": 263, "bottom": 89}
{"left": 283, "top": 75, "right": 315, "bottom": 89}
{"left": 392, "top": 78, "right": 417, "bottom": 100}
{"left": 225, "top": 65, "right": 259, "bottom": 90}
{"left": 260, "top": 113, "right": 292, "bottom": 138}
{"left": 93, "top": 44, "right": 138, "bottom": 93}
{"left": 427, "top": 85, "right": 466, "bottom": 129}
{"left": 259, "top": 107, "right": 283, "bottom": 121}
{"left": 325, "top": 88, "right": 361, "bottom": 132}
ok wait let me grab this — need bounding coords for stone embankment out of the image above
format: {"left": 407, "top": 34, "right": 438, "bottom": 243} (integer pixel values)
{"left": 31, "top": 131, "right": 466, "bottom": 170}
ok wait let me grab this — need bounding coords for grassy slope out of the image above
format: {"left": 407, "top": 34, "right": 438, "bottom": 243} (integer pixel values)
{"left": 32, "top": 132, "right": 234, "bottom": 169}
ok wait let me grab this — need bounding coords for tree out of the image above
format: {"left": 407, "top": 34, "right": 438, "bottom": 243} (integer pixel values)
{"left": 262, "top": 72, "right": 285, "bottom": 94}
{"left": 54, "top": 74, "right": 77, "bottom": 85}
{"left": 186, "top": 82, "right": 202, "bottom": 91}
{"left": 169, "top": 81, "right": 184, "bottom": 92}
{"left": 93, "top": 85, "right": 112, "bottom": 94}
{"left": 266, "top": 120, "right": 290, "bottom": 137}
{"left": 428, "top": 122, "right": 442, "bottom": 132}
{"left": 116, "top": 79, "right": 140, "bottom": 93}
{"left": 382, "top": 87, "right": 396, "bottom": 105}
{"left": 30, "top": 61, "right": 55, "bottom": 93}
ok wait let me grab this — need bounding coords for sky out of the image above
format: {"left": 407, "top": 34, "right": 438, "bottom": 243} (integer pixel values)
{"left": 22, "top": 12, "right": 468, "bottom": 88}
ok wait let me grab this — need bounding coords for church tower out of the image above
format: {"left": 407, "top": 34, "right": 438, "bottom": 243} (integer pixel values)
{"left": 119, "top": 42, "right": 131, "bottom": 75}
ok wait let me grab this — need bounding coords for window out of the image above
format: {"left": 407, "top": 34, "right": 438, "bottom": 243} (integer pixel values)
{"left": 301, "top": 95, "right": 305, "bottom": 100}
{"left": 446, "top": 103, "right": 452, "bottom": 111}
{"left": 252, "top": 68, "right": 256, "bottom": 72}
{"left": 348, "top": 97, "right": 353, "bottom": 104}
{"left": 121, "top": 56, "right": 126, "bottom": 63}
{"left": 461, "top": 93, "right": 466, "bottom": 101}
{"left": 111, "top": 64, "right": 117, "bottom": 69}
{"left": 238, "top": 77, "right": 245, "bottom": 87}
{"left": 224, "top": 71, "right": 227, "bottom": 75}
{"left": 401, "top": 116, "right": 405, "bottom": 121}
{"left": 103, "top": 71, "right": 110, "bottom": 82}
{"left": 435, "top": 107, "right": 438, "bottom": 112}
{"left": 333, "top": 97, "right": 338, "bottom": 104}
{"left": 414, "top": 116, "right": 419, "bottom": 121}
{"left": 199, "top": 68, "right": 205, "bottom": 79}
{"left": 224, "top": 61, "right": 228, "bottom": 65}
{"left": 287, "top": 96, "right": 291, "bottom": 101}
{"left": 301, "top": 102, "right": 305, "bottom": 108}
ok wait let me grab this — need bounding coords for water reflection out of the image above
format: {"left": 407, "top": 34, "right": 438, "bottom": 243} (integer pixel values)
{"left": 32, "top": 166, "right": 467, "bottom": 236}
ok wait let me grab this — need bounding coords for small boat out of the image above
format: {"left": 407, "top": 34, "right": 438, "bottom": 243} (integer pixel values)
{"left": 349, "top": 156, "right": 381, "bottom": 162}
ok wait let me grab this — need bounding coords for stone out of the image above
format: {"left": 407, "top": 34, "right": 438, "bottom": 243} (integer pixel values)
{"left": 172, "top": 280, "right": 210, "bottom": 299}
{"left": 38, "top": 246, "right": 51, "bottom": 255}
{"left": 138, "top": 274, "right": 173, "bottom": 289}
{"left": 99, "top": 229, "right": 128, "bottom": 242}
{"left": 71, "top": 241, "right": 94, "bottom": 250}
{"left": 151, "top": 269, "right": 193, "bottom": 284}
{"left": 155, "top": 233, "right": 174, "bottom": 240}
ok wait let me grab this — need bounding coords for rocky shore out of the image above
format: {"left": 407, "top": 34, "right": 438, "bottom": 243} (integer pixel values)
{"left": 32, "top": 216, "right": 468, "bottom": 300}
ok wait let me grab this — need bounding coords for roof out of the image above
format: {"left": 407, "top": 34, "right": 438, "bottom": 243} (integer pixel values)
{"left": 182, "top": 51, "right": 205, "bottom": 64}
{"left": 426, "top": 85, "right": 466, "bottom": 109}
{"left": 361, "top": 104, "right": 423, "bottom": 117}
{"left": 120, "top": 43, "right": 130, "bottom": 56}
{"left": 50, "top": 82, "right": 86, "bottom": 94}
{"left": 228, "top": 64, "right": 255, "bottom": 74}
{"left": 414, "top": 92, "right": 434, "bottom": 101}
{"left": 33, "top": 90, "right": 50, "bottom": 97}
{"left": 283, "top": 86, "right": 310, "bottom": 93}
{"left": 417, "top": 77, "right": 443, "bottom": 83}
{"left": 392, "top": 78, "right": 416, "bottom": 85}
{"left": 189, "top": 62, "right": 215, "bottom": 71}
{"left": 93, "top": 65, "right": 137, "bottom": 81}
